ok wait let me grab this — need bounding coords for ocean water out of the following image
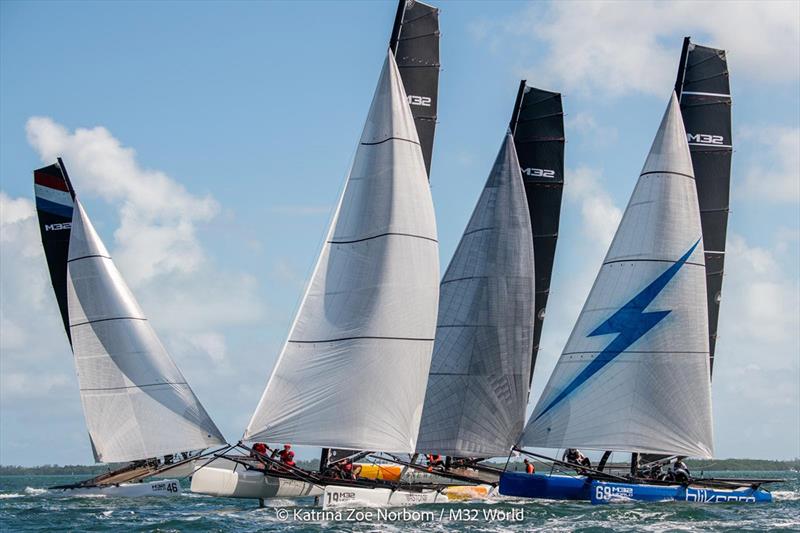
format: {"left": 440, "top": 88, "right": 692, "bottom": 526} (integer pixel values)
{"left": 1, "top": 471, "right": 798, "bottom": 532}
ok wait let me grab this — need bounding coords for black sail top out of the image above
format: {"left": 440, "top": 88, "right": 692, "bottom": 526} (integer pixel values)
{"left": 390, "top": 0, "right": 440, "bottom": 178}
{"left": 33, "top": 159, "right": 76, "bottom": 344}
{"left": 675, "top": 37, "right": 732, "bottom": 378}
{"left": 509, "top": 81, "right": 565, "bottom": 384}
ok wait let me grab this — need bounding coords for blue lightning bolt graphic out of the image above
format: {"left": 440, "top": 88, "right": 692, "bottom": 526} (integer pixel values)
{"left": 534, "top": 239, "right": 701, "bottom": 422}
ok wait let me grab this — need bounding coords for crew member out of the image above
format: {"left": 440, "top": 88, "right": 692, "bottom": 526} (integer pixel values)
{"left": 278, "top": 444, "right": 292, "bottom": 463}
{"left": 251, "top": 442, "right": 268, "bottom": 457}
{"left": 524, "top": 458, "right": 535, "bottom": 474}
{"left": 671, "top": 458, "right": 690, "bottom": 483}
{"left": 563, "top": 448, "right": 591, "bottom": 469}
{"left": 283, "top": 450, "right": 296, "bottom": 469}
{"left": 426, "top": 453, "right": 444, "bottom": 472}
{"left": 341, "top": 458, "right": 356, "bottom": 480}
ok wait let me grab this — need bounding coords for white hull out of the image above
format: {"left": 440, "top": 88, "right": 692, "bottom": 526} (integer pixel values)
{"left": 322, "top": 484, "right": 495, "bottom": 509}
{"left": 190, "top": 458, "right": 321, "bottom": 499}
{"left": 54, "top": 479, "right": 181, "bottom": 497}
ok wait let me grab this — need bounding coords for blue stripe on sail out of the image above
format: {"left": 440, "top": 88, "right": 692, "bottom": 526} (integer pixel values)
{"left": 533, "top": 239, "right": 701, "bottom": 422}
{"left": 36, "top": 197, "right": 74, "bottom": 218}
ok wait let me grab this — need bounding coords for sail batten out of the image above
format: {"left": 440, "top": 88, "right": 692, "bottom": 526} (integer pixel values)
{"left": 244, "top": 52, "right": 439, "bottom": 453}
{"left": 34, "top": 163, "right": 225, "bottom": 464}
{"left": 416, "top": 134, "right": 534, "bottom": 457}
{"left": 521, "top": 94, "right": 713, "bottom": 459}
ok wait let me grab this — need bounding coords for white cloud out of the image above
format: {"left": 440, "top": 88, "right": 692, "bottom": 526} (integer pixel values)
{"left": 1, "top": 117, "right": 267, "bottom": 463}
{"left": 26, "top": 116, "right": 219, "bottom": 286}
{"left": 713, "top": 233, "right": 800, "bottom": 457}
{"left": 474, "top": 1, "right": 800, "bottom": 97}
{"left": 566, "top": 112, "right": 619, "bottom": 148}
{"left": 738, "top": 126, "right": 800, "bottom": 204}
{"left": 564, "top": 166, "right": 622, "bottom": 248}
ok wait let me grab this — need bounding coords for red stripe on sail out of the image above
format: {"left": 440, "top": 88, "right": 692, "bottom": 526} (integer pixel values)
{"left": 34, "top": 171, "right": 69, "bottom": 192}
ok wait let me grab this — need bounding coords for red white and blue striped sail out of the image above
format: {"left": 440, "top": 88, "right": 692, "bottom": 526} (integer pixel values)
{"left": 34, "top": 161, "right": 226, "bottom": 463}
{"left": 521, "top": 94, "right": 713, "bottom": 458}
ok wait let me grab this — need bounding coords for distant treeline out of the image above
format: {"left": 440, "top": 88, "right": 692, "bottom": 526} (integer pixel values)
{"left": 1, "top": 458, "right": 797, "bottom": 475}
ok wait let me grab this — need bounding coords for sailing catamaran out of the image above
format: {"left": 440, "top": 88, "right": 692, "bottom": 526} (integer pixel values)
{"left": 244, "top": 46, "right": 440, "bottom": 507}
{"left": 405, "top": 82, "right": 564, "bottom": 485}
{"left": 33, "top": 159, "right": 226, "bottom": 496}
{"left": 189, "top": 0, "right": 442, "bottom": 503}
{"left": 499, "top": 91, "right": 774, "bottom": 504}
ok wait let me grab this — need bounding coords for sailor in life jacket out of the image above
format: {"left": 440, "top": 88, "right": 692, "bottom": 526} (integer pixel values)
{"left": 283, "top": 450, "right": 296, "bottom": 468}
{"left": 250, "top": 442, "right": 268, "bottom": 458}
{"left": 523, "top": 458, "right": 535, "bottom": 474}
{"left": 425, "top": 453, "right": 444, "bottom": 472}
{"left": 341, "top": 458, "right": 357, "bottom": 480}
{"left": 278, "top": 444, "right": 292, "bottom": 463}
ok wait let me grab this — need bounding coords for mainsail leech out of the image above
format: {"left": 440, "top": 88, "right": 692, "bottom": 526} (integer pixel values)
{"left": 244, "top": 51, "right": 439, "bottom": 453}
{"left": 416, "top": 134, "right": 534, "bottom": 457}
{"left": 34, "top": 162, "right": 225, "bottom": 463}
{"left": 675, "top": 38, "right": 732, "bottom": 377}
{"left": 521, "top": 94, "right": 713, "bottom": 459}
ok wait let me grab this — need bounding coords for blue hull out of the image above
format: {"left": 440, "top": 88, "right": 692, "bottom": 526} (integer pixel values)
{"left": 590, "top": 481, "right": 772, "bottom": 504}
{"left": 499, "top": 472, "right": 591, "bottom": 500}
{"left": 499, "top": 472, "right": 772, "bottom": 504}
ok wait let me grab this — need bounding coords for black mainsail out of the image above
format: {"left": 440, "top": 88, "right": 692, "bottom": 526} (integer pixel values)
{"left": 390, "top": 0, "right": 440, "bottom": 178}
{"left": 508, "top": 81, "right": 565, "bottom": 382}
{"left": 675, "top": 37, "right": 732, "bottom": 377}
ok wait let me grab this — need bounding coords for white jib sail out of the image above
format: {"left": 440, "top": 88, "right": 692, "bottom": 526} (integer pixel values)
{"left": 67, "top": 200, "right": 225, "bottom": 463}
{"left": 521, "top": 93, "right": 713, "bottom": 458}
{"left": 416, "top": 133, "right": 534, "bottom": 457}
{"left": 244, "top": 51, "right": 439, "bottom": 453}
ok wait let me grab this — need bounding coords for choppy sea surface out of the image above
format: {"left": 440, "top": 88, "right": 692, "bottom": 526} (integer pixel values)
{"left": 1, "top": 471, "right": 799, "bottom": 532}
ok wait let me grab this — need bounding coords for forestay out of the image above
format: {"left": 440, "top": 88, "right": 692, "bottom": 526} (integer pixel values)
{"left": 521, "top": 94, "right": 713, "bottom": 458}
{"left": 244, "top": 51, "right": 439, "bottom": 453}
{"left": 35, "top": 162, "right": 225, "bottom": 463}
{"left": 416, "top": 134, "right": 534, "bottom": 457}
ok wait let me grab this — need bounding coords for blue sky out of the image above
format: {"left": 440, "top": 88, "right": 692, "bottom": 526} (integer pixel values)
{"left": 1, "top": 1, "right": 798, "bottom": 465}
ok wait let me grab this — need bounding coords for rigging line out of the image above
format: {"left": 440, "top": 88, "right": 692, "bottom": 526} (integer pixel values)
{"left": 684, "top": 70, "right": 728, "bottom": 85}
{"left": 67, "top": 254, "right": 111, "bottom": 263}
{"left": 329, "top": 231, "right": 438, "bottom": 245}
{"left": 288, "top": 335, "right": 434, "bottom": 344}
{"left": 80, "top": 382, "right": 188, "bottom": 392}
{"left": 70, "top": 316, "right": 147, "bottom": 327}
{"left": 173, "top": 444, "right": 236, "bottom": 482}
{"left": 687, "top": 52, "right": 722, "bottom": 70}
{"left": 516, "top": 112, "right": 565, "bottom": 123}
{"left": 397, "top": 31, "right": 439, "bottom": 42}
{"left": 603, "top": 258, "right": 705, "bottom": 267}
{"left": 360, "top": 136, "right": 420, "bottom": 146}
{"left": 639, "top": 170, "right": 695, "bottom": 180}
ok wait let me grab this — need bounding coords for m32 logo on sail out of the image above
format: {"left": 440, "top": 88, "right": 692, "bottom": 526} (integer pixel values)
{"left": 687, "top": 133, "right": 725, "bottom": 145}
{"left": 407, "top": 95, "right": 431, "bottom": 107}
{"left": 522, "top": 168, "right": 556, "bottom": 179}
{"left": 44, "top": 222, "right": 71, "bottom": 231}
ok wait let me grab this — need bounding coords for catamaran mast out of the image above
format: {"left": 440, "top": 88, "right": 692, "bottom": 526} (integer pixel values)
{"left": 674, "top": 37, "right": 733, "bottom": 377}
{"left": 508, "top": 81, "right": 565, "bottom": 384}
